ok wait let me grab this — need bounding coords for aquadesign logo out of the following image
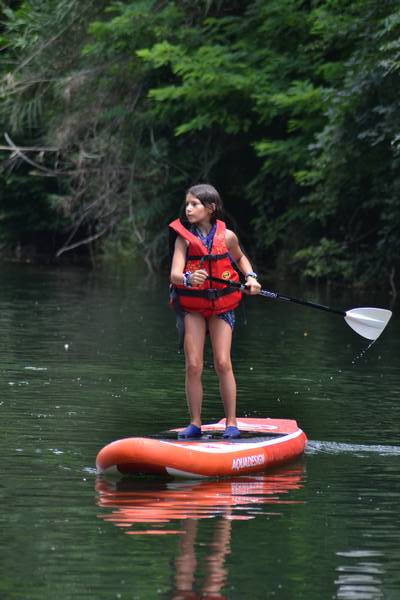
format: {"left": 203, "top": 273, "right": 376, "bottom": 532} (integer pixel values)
{"left": 221, "top": 270, "right": 231, "bottom": 279}
{"left": 232, "top": 454, "right": 265, "bottom": 471}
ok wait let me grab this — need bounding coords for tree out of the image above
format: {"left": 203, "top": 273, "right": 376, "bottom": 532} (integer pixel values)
{"left": 0, "top": 0, "right": 399, "bottom": 291}
{"left": 297, "top": 1, "right": 400, "bottom": 291}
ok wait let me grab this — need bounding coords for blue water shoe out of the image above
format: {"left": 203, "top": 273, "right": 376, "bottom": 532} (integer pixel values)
{"left": 223, "top": 425, "right": 241, "bottom": 439}
{"left": 178, "top": 424, "right": 202, "bottom": 439}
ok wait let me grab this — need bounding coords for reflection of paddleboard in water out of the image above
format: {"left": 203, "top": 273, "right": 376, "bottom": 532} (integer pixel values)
{"left": 96, "top": 463, "right": 305, "bottom": 529}
{"left": 96, "top": 467, "right": 305, "bottom": 598}
{"left": 96, "top": 418, "right": 307, "bottom": 478}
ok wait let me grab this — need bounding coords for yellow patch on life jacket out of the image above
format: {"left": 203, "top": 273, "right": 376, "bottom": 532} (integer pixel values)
{"left": 221, "top": 271, "right": 231, "bottom": 280}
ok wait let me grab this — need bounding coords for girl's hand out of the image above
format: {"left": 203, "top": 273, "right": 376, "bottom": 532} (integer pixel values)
{"left": 244, "top": 276, "right": 261, "bottom": 295}
{"left": 190, "top": 269, "right": 208, "bottom": 287}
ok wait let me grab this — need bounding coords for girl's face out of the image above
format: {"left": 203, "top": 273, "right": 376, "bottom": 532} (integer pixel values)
{"left": 185, "top": 193, "right": 214, "bottom": 225}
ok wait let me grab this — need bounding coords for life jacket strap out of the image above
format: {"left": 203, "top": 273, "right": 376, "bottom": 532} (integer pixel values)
{"left": 175, "top": 287, "right": 237, "bottom": 300}
{"left": 186, "top": 252, "right": 230, "bottom": 263}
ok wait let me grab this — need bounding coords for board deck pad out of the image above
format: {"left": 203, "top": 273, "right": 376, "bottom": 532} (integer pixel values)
{"left": 170, "top": 417, "right": 300, "bottom": 436}
{"left": 151, "top": 433, "right": 287, "bottom": 444}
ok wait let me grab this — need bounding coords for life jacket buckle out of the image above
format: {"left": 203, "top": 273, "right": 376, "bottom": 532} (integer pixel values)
{"left": 205, "top": 288, "right": 219, "bottom": 300}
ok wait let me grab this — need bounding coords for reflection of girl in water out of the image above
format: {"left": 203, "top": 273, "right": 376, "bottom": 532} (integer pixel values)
{"left": 95, "top": 468, "right": 305, "bottom": 598}
{"left": 172, "top": 518, "right": 231, "bottom": 600}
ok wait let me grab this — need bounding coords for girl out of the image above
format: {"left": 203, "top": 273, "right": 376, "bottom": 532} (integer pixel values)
{"left": 169, "top": 184, "right": 261, "bottom": 439}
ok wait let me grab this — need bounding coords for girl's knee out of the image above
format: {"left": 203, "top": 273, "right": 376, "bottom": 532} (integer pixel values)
{"left": 186, "top": 360, "right": 203, "bottom": 378}
{"left": 214, "top": 357, "right": 232, "bottom": 376}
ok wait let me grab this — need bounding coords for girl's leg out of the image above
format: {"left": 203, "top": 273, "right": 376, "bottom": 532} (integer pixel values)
{"left": 208, "top": 316, "right": 237, "bottom": 427}
{"left": 184, "top": 312, "right": 207, "bottom": 426}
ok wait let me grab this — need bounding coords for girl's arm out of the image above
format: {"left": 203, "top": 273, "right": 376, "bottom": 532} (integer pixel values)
{"left": 170, "top": 236, "right": 188, "bottom": 286}
{"left": 226, "top": 229, "right": 261, "bottom": 295}
{"left": 170, "top": 236, "right": 208, "bottom": 287}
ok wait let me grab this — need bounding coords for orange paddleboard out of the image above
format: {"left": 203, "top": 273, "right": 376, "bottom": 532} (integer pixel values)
{"left": 96, "top": 418, "right": 307, "bottom": 479}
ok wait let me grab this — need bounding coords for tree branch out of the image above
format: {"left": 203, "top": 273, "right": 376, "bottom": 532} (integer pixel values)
{"left": 56, "top": 227, "right": 109, "bottom": 257}
{"left": 3, "top": 132, "right": 59, "bottom": 176}
{"left": 0, "top": 144, "right": 58, "bottom": 152}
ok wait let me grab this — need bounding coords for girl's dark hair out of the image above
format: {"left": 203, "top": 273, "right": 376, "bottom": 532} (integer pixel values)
{"left": 184, "top": 183, "right": 223, "bottom": 224}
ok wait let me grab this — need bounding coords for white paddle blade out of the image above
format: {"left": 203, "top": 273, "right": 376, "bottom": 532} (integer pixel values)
{"left": 344, "top": 307, "right": 392, "bottom": 340}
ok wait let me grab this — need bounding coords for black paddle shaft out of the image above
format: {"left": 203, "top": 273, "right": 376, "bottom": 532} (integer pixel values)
{"left": 206, "top": 275, "right": 345, "bottom": 317}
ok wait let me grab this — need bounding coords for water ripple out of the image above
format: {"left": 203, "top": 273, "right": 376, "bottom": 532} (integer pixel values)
{"left": 306, "top": 440, "right": 400, "bottom": 455}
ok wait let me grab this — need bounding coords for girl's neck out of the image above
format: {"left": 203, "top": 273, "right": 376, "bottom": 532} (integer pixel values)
{"left": 195, "top": 220, "right": 212, "bottom": 236}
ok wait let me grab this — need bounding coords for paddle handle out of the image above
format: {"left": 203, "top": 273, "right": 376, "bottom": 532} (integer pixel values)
{"left": 207, "top": 276, "right": 345, "bottom": 317}
{"left": 273, "top": 293, "right": 345, "bottom": 316}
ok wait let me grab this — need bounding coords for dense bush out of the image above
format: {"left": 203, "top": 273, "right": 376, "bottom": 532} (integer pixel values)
{"left": 0, "top": 0, "right": 399, "bottom": 292}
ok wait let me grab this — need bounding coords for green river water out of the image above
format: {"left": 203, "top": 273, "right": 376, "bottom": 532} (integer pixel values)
{"left": 1, "top": 264, "right": 399, "bottom": 600}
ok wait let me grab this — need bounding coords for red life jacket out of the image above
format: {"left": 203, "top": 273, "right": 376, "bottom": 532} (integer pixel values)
{"left": 169, "top": 218, "right": 242, "bottom": 318}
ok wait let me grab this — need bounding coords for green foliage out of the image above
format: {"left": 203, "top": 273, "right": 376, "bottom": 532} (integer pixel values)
{"left": 0, "top": 0, "right": 399, "bottom": 290}
{"left": 0, "top": 170, "right": 66, "bottom": 255}
{"left": 293, "top": 238, "right": 353, "bottom": 281}
{"left": 299, "top": 1, "right": 400, "bottom": 286}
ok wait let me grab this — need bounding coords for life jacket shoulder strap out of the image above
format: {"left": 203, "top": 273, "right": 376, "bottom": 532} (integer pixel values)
{"left": 169, "top": 219, "right": 228, "bottom": 260}
{"left": 169, "top": 219, "right": 206, "bottom": 255}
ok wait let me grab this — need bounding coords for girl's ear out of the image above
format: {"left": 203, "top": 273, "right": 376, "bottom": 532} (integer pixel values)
{"left": 208, "top": 203, "right": 216, "bottom": 214}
